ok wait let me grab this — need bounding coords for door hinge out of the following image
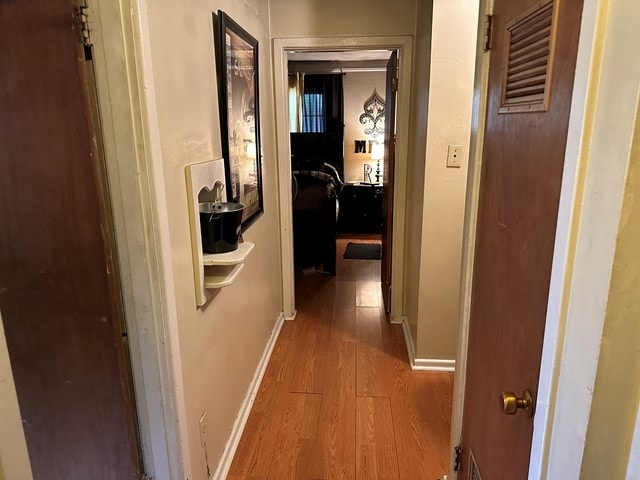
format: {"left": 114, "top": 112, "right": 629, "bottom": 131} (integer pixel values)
{"left": 74, "top": 4, "right": 92, "bottom": 47}
{"left": 483, "top": 14, "right": 494, "bottom": 52}
{"left": 453, "top": 445, "right": 462, "bottom": 472}
{"left": 391, "top": 76, "right": 399, "bottom": 93}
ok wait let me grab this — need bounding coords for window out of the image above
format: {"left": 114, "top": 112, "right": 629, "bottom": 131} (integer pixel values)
{"left": 302, "top": 93, "right": 325, "bottom": 133}
{"left": 288, "top": 73, "right": 339, "bottom": 134}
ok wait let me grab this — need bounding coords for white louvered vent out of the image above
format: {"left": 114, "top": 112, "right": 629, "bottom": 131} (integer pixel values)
{"left": 499, "top": 0, "right": 558, "bottom": 113}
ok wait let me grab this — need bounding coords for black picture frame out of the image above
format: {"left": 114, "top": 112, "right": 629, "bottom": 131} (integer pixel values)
{"left": 214, "top": 10, "right": 263, "bottom": 230}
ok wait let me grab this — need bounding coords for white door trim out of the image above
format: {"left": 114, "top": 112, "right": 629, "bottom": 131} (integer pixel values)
{"left": 452, "top": 0, "right": 640, "bottom": 478}
{"left": 535, "top": 0, "right": 640, "bottom": 477}
{"left": 91, "top": 1, "right": 187, "bottom": 478}
{"left": 272, "top": 36, "right": 413, "bottom": 323}
{"left": 449, "top": 0, "right": 493, "bottom": 473}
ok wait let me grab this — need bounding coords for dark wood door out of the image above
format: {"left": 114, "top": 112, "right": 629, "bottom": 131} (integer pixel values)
{"left": 381, "top": 51, "right": 397, "bottom": 313}
{"left": 460, "top": 0, "right": 583, "bottom": 477}
{"left": 0, "top": 1, "right": 142, "bottom": 478}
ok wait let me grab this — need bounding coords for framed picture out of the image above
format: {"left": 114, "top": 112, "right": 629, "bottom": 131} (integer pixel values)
{"left": 215, "top": 10, "right": 263, "bottom": 229}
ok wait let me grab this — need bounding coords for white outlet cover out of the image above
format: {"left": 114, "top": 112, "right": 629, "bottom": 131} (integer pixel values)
{"left": 447, "top": 145, "right": 463, "bottom": 168}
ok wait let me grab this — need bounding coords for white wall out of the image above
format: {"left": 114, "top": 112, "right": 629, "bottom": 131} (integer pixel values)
{"left": 0, "top": 312, "right": 33, "bottom": 480}
{"left": 533, "top": 0, "right": 640, "bottom": 475}
{"left": 269, "top": 0, "right": 417, "bottom": 38}
{"left": 580, "top": 100, "right": 640, "bottom": 479}
{"left": 404, "top": 0, "right": 433, "bottom": 351}
{"left": 142, "top": 1, "right": 283, "bottom": 477}
{"left": 343, "top": 71, "right": 387, "bottom": 183}
{"left": 414, "top": 0, "right": 479, "bottom": 362}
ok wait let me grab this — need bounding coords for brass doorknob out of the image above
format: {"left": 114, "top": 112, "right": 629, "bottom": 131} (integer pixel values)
{"left": 500, "top": 390, "right": 534, "bottom": 417}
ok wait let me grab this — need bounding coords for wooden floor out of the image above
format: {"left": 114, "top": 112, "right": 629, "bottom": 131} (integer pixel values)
{"left": 228, "top": 237, "right": 454, "bottom": 479}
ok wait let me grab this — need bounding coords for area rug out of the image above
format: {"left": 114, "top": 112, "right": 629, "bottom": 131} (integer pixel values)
{"left": 343, "top": 242, "right": 382, "bottom": 260}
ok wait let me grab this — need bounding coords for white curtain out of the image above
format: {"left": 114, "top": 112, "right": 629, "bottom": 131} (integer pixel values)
{"left": 288, "top": 72, "right": 304, "bottom": 132}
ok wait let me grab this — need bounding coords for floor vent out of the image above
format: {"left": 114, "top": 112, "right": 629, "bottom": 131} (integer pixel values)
{"left": 499, "top": 0, "right": 558, "bottom": 113}
{"left": 469, "top": 449, "right": 483, "bottom": 480}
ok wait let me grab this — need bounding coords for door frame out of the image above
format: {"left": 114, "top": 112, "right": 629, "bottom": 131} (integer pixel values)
{"left": 272, "top": 35, "right": 413, "bottom": 323}
{"left": 88, "top": 1, "right": 186, "bottom": 478}
{"left": 451, "top": 0, "right": 640, "bottom": 478}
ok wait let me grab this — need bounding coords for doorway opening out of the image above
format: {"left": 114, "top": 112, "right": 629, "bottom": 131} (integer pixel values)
{"left": 286, "top": 48, "right": 393, "bottom": 295}
{"left": 272, "top": 36, "right": 413, "bottom": 325}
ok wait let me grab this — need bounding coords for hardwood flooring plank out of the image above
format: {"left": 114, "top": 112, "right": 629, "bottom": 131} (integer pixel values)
{"left": 336, "top": 239, "right": 358, "bottom": 282}
{"left": 310, "top": 339, "right": 357, "bottom": 479}
{"left": 289, "top": 331, "right": 323, "bottom": 393}
{"left": 380, "top": 312, "right": 405, "bottom": 345}
{"left": 314, "top": 278, "right": 338, "bottom": 307}
{"left": 337, "top": 259, "right": 358, "bottom": 282}
{"left": 391, "top": 368, "right": 454, "bottom": 479}
{"left": 356, "top": 396, "right": 400, "bottom": 480}
{"left": 251, "top": 336, "right": 294, "bottom": 413}
{"left": 295, "top": 272, "right": 336, "bottom": 309}
{"left": 335, "top": 280, "right": 356, "bottom": 308}
{"left": 294, "top": 274, "right": 317, "bottom": 309}
{"left": 411, "top": 373, "right": 454, "bottom": 475}
{"left": 385, "top": 342, "right": 411, "bottom": 397}
{"left": 332, "top": 281, "right": 358, "bottom": 343}
{"left": 227, "top": 384, "right": 288, "bottom": 478}
{"left": 356, "top": 307, "right": 384, "bottom": 347}
{"left": 226, "top": 409, "right": 267, "bottom": 478}
{"left": 357, "top": 259, "right": 381, "bottom": 283}
{"left": 229, "top": 329, "right": 301, "bottom": 477}
{"left": 267, "top": 393, "right": 322, "bottom": 479}
{"left": 356, "top": 307, "right": 398, "bottom": 397}
{"left": 290, "top": 305, "right": 332, "bottom": 393}
{"left": 356, "top": 279, "right": 381, "bottom": 307}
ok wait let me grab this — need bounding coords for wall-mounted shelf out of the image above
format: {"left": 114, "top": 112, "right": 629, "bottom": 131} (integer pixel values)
{"left": 202, "top": 242, "right": 254, "bottom": 289}
{"left": 203, "top": 264, "right": 245, "bottom": 289}
{"left": 186, "top": 159, "right": 254, "bottom": 307}
{"left": 203, "top": 242, "right": 255, "bottom": 266}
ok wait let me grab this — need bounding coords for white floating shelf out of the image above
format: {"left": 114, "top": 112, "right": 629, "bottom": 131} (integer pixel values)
{"left": 186, "top": 159, "right": 256, "bottom": 305}
{"left": 204, "top": 264, "right": 245, "bottom": 289}
{"left": 203, "top": 242, "right": 255, "bottom": 266}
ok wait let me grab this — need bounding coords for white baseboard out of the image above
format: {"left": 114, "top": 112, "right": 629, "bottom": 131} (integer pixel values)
{"left": 401, "top": 318, "right": 456, "bottom": 372}
{"left": 212, "top": 312, "right": 285, "bottom": 480}
{"left": 401, "top": 317, "right": 417, "bottom": 365}
{"left": 284, "top": 309, "right": 297, "bottom": 321}
{"left": 412, "top": 358, "right": 456, "bottom": 371}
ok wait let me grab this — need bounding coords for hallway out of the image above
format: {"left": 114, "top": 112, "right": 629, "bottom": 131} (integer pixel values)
{"left": 228, "top": 238, "right": 453, "bottom": 479}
